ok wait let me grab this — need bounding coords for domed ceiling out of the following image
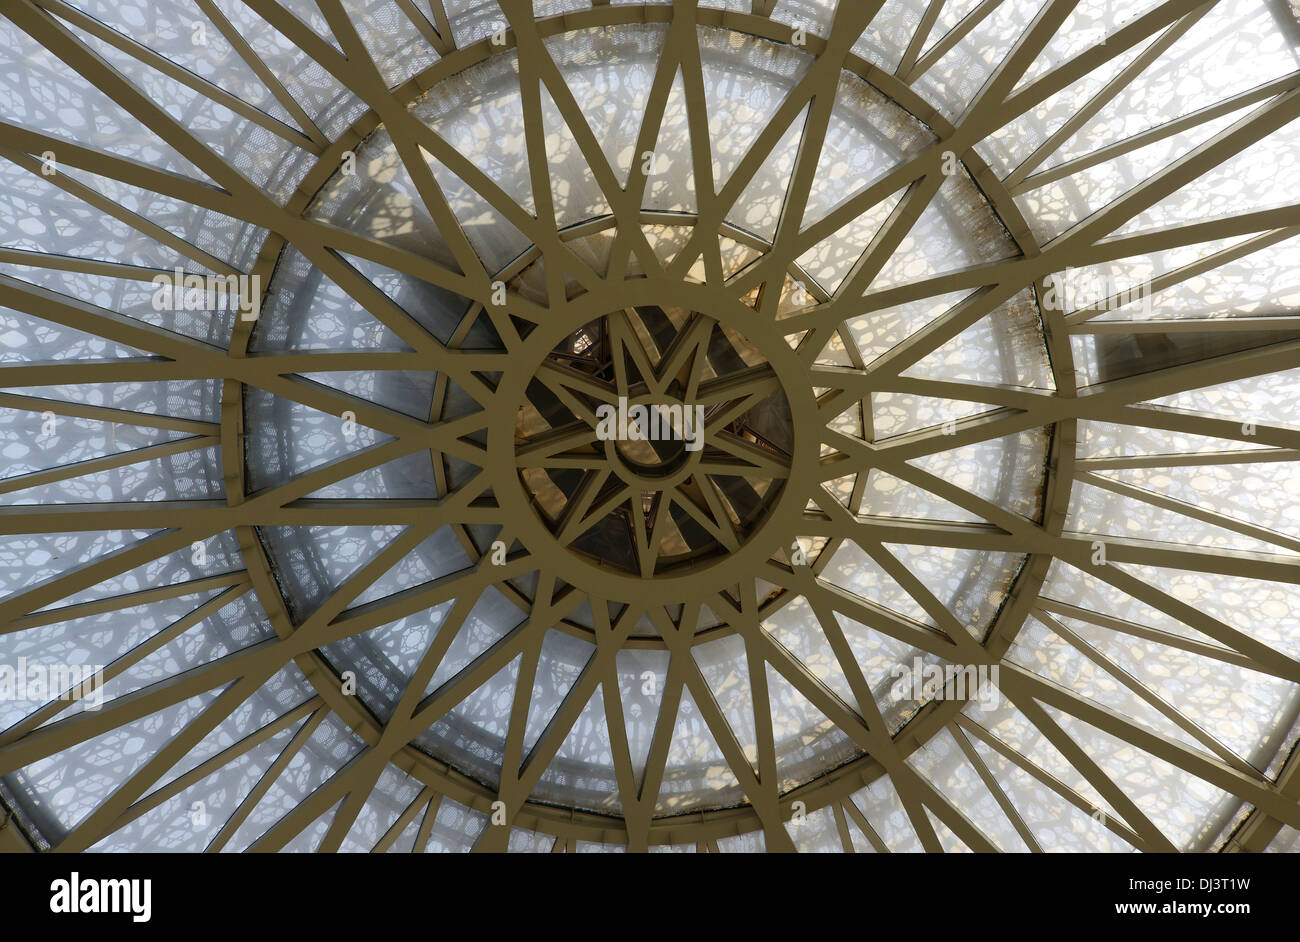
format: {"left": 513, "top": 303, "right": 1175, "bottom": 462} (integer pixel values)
{"left": 0, "top": 0, "right": 1298, "bottom": 853}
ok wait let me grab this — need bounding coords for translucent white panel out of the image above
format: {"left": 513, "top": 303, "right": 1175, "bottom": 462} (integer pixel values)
{"left": 925, "top": 807, "right": 971, "bottom": 851}
{"left": 805, "top": 75, "right": 933, "bottom": 229}
{"left": 150, "top": 661, "right": 318, "bottom": 792}
{"left": 353, "top": 526, "right": 471, "bottom": 606}
{"left": 1067, "top": 480, "right": 1290, "bottom": 556}
{"left": 908, "top": 427, "right": 1050, "bottom": 521}
{"left": 260, "top": 524, "right": 405, "bottom": 617}
{"left": 59, "top": 592, "right": 275, "bottom": 719}
{"left": 1091, "top": 236, "right": 1300, "bottom": 323}
{"left": 63, "top": 0, "right": 295, "bottom": 121}
{"left": 422, "top": 654, "right": 519, "bottom": 790}
{"left": 418, "top": 588, "right": 522, "bottom": 690}
{"left": 820, "top": 539, "right": 932, "bottom": 625}
{"left": 766, "top": 663, "right": 859, "bottom": 792}
{"left": 926, "top": 0, "right": 985, "bottom": 46}
{"left": 539, "top": 83, "right": 612, "bottom": 227}
{"left": 834, "top": 611, "right": 936, "bottom": 733}
{"left": 1076, "top": 419, "right": 1269, "bottom": 459}
{"left": 414, "top": 52, "right": 536, "bottom": 256}
{"left": 344, "top": 253, "right": 482, "bottom": 347}
{"left": 1046, "top": 704, "right": 1236, "bottom": 850}
{"left": 0, "top": 158, "right": 199, "bottom": 272}
{"left": 1098, "top": 462, "right": 1300, "bottom": 551}
{"left": 281, "top": 800, "right": 344, "bottom": 852}
{"left": 0, "top": 530, "right": 157, "bottom": 604}
{"left": 51, "top": 530, "right": 243, "bottom": 613}
{"left": 224, "top": 713, "right": 366, "bottom": 851}
{"left": 9, "top": 690, "right": 220, "bottom": 837}
{"left": 1039, "top": 558, "right": 1226, "bottom": 649}
{"left": 534, "top": 0, "right": 587, "bottom": 17}
{"left": 1015, "top": 107, "right": 1248, "bottom": 244}
{"left": 870, "top": 393, "right": 997, "bottom": 440}
{"left": 907, "top": 728, "right": 1031, "bottom": 851}
{"left": 656, "top": 686, "right": 745, "bottom": 813}
{"left": 523, "top": 629, "right": 594, "bottom": 758}
{"left": 340, "top": 0, "right": 440, "bottom": 89}
{"left": 253, "top": 244, "right": 405, "bottom": 350}
{"left": 0, "top": 590, "right": 222, "bottom": 732}
{"left": 815, "top": 328, "right": 855, "bottom": 368}
{"left": 771, "top": 0, "right": 837, "bottom": 36}
{"left": 427, "top": 154, "right": 533, "bottom": 275}
{"left": 911, "top": 0, "right": 1049, "bottom": 121}
{"left": 1058, "top": 112, "right": 1300, "bottom": 242}
{"left": 423, "top": 797, "right": 488, "bottom": 852}
{"left": 545, "top": 25, "right": 666, "bottom": 190}
{"left": 862, "top": 468, "right": 984, "bottom": 523}
{"left": 888, "top": 544, "right": 1027, "bottom": 640}
{"left": 507, "top": 825, "right": 555, "bottom": 852}
{"left": 299, "top": 369, "right": 438, "bottom": 420}
{"left": 872, "top": 170, "right": 1019, "bottom": 291}
{"left": 959, "top": 691, "right": 1122, "bottom": 821}
{"left": 1016, "top": 0, "right": 1166, "bottom": 88}
{"left": 0, "top": 444, "right": 223, "bottom": 506}
{"left": 1265, "top": 825, "right": 1300, "bottom": 853}
{"left": 443, "top": 0, "right": 505, "bottom": 48}
{"left": 1142, "top": 367, "right": 1300, "bottom": 436}
{"left": 0, "top": 264, "right": 237, "bottom": 345}
{"left": 1007, "top": 616, "right": 1214, "bottom": 757}
{"left": 692, "top": 633, "right": 758, "bottom": 767}
{"left": 89, "top": 723, "right": 300, "bottom": 853}
{"left": 574, "top": 839, "right": 627, "bottom": 852}
{"left": 845, "top": 289, "right": 973, "bottom": 365}
{"left": 852, "top": 0, "right": 929, "bottom": 73}
{"left": 718, "top": 235, "right": 763, "bottom": 279}
{"left": 839, "top": 808, "right": 878, "bottom": 852}
{"left": 643, "top": 69, "right": 696, "bottom": 214}
{"left": 532, "top": 684, "right": 619, "bottom": 813}
{"left": 699, "top": 27, "right": 814, "bottom": 190}
{"left": 798, "top": 190, "right": 903, "bottom": 294}
{"left": 62, "top": 165, "right": 268, "bottom": 272}
{"left": 0, "top": 18, "right": 208, "bottom": 180}
{"left": 820, "top": 469, "right": 856, "bottom": 509}
{"left": 1063, "top": 614, "right": 1297, "bottom": 768}
{"left": 3, "top": 379, "right": 221, "bottom": 421}
{"left": 902, "top": 291, "right": 1053, "bottom": 389}
{"left": 244, "top": 387, "right": 393, "bottom": 492}
{"left": 822, "top": 389, "right": 862, "bottom": 446}
{"left": 339, "top": 763, "right": 425, "bottom": 852}
{"left": 968, "top": 735, "right": 1135, "bottom": 852}
{"left": 209, "top": 0, "right": 367, "bottom": 138}
{"left": 977, "top": 31, "right": 1159, "bottom": 178}
{"left": 616, "top": 647, "right": 670, "bottom": 788}
{"left": 730, "top": 107, "right": 807, "bottom": 243}
{"left": 306, "top": 144, "right": 460, "bottom": 275}
{"left": 846, "top": 773, "right": 924, "bottom": 852}
{"left": 1047, "top": 0, "right": 1300, "bottom": 170}
{"left": 64, "top": 19, "right": 315, "bottom": 203}
{"left": 648, "top": 841, "right": 696, "bottom": 853}
{"left": 762, "top": 595, "right": 860, "bottom": 714}
{"left": 1116, "top": 562, "right": 1300, "bottom": 663}
{"left": 0, "top": 412, "right": 187, "bottom": 480}
{"left": 788, "top": 804, "right": 841, "bottom": 852}
{"left": 321, "top": 600, "right": 457, "bottom": 722}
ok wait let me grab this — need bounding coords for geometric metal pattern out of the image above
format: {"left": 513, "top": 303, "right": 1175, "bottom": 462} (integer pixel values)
{"left": 0, "top": 0, "right": 1298, "bottom": 854}
{"left": 513, "top": 305, "right": 793, "bottom": 576}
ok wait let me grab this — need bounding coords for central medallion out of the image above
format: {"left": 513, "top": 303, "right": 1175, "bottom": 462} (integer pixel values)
{"left": 512, "top": 303, "right": 793, "bottom": 578}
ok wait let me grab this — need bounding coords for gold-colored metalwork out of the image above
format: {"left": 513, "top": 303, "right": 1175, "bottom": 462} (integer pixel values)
{"left": 1, "top": 0, "right": 1297, "bottom": 853}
